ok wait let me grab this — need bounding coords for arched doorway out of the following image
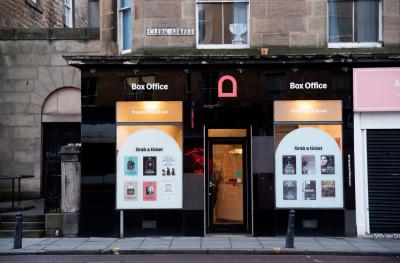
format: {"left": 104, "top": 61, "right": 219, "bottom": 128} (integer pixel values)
{"left": 42, "top": 87, "right": 81, "bottom": 212}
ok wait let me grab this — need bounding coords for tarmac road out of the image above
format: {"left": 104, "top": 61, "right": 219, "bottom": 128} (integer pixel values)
{"left": 0, "top": 254, "right": 399, "bottom": 263}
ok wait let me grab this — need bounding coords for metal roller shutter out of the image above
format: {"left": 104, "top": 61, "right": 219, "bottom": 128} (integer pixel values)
{"left": 367, "top": 129, "right": 400, "bottom": 233}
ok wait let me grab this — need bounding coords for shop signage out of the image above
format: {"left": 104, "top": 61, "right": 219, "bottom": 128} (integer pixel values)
{"left": 275, "top": 127, "right": 343, "bottom": 208}
{"left": 116, "top": 101, "right": 183, "bottom": 209}
{"left": 274, "top": 100, "right": 342, "bottom": 122}
{"left": 131, "top": 83, "right": 168, "bottom": 91}
{"left": 289, "top": 82, "right": 328, "bottom": 90}
{"left": 218, "top": 75, "right": 237, "bottom": 98}
{"left": 117, "top": 101, "right": 182, "bottom": 123}
{"left": 354, "top": 68, "right": 400, "bottom": 111}
{"left": 146, "top": 28, "right": 194, "bottom": 36}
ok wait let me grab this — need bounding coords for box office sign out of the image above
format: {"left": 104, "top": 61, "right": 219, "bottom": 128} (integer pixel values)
{"left": 275, "top": 127, "right": 343, "bottom": 208}
{"left": 116, "top": 101, "right": 183, "bottom": 209}
{"left": 353, "top": 68, "right": 400, "bottom": 111}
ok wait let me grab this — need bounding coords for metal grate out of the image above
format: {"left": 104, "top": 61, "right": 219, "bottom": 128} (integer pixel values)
{"left": 367, "top": 129, "right": 400, "bottom": 233}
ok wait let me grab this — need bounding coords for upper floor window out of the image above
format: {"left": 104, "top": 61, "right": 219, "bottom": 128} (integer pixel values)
{"left": 197, "top": 0, "right": 249, "bottom": 49}
{"left": 328, "top": 0, "right": 381, "bottom": 48}
{"left": 64, "top": 0, "right": 73, "bottom": 28}
{"left": 118, "top": 0, "right": 132, "bottom": 53}
{"left": 26, "top": 0, "right": 43, "bottom": 13}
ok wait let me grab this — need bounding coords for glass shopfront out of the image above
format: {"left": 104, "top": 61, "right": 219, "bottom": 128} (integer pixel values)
{"left": 78, "top": 63, "right": 354, "bottom": 237}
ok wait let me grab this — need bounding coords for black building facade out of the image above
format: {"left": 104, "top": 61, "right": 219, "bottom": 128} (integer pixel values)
{"left": 68, "top": 54, "right": 361, "bottom": 237}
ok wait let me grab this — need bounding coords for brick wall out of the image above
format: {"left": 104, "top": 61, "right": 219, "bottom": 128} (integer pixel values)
{"left": 0, "top": 0, "right": 90, "bottom": 29}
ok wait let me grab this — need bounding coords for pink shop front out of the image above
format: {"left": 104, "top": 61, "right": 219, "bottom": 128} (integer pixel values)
{"left": 353, "top": 67, "right": 400, "bottom": 237}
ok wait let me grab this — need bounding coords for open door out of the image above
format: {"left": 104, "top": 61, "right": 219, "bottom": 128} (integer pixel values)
{"left": 207, "top": 136, "right": 248, "bottom": 233}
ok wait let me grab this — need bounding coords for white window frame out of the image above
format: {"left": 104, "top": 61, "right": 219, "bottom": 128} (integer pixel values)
{"left": 327, "top": 0, "right": 382, "bottom": 48}
{"left": 64, "top": 0, "right": 73, "bottom": 28}
{"left": 196, "top": 0, "right": 250, "bottom": 49}
{"left": 118, "top": 0, "right": 132, "bottom": 54}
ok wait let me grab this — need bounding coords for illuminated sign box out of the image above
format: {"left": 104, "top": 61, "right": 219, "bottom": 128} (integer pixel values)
{"left": 274, "top": 100, "right": 342, "bottom": 122}
{"left": 117, "top": 101, "right": 182, "bottom": 123}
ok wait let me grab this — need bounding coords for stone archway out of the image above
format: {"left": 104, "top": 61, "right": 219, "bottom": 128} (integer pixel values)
{"left": 42, "top": 87, "right": 81, "bottom": 212}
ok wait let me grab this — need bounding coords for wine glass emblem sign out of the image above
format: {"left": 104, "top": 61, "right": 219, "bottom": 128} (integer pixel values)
{"left": 229, "top": 23, "right": 247, "bottom": 44}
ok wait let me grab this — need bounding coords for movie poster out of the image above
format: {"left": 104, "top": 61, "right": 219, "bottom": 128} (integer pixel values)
{"left": 283, "top": 180, "right": 297, "bottom": 200}
{"left": 282, "top": 155, "right": 296, "bottom": 175}
{"left": 321, "top": 180, "right": 336, "bottom": 198}
{"left": 143, "top": 181, "right": 157, "bottom": 201}
{"left": 161, "top": 181, "right": 176, "bottom": 201}
{"left": 125, "top": 156, "right": 138, "bottom": 176}
{"left": 302, "top": 180, "right": 316, "bottom": 200}
{"left": 124, "top": 181, "right": 138, "bottom": 201}
{"left": 162, "top": 156, "right": 176, "bottom": 176}
{"left": 321, "top": 155, "right": 335, "bottom": 174}
{"left": 301, "top": 155, "right": 315, "bottom": 175}
{"left": 143, "top": 156, "right": 157, "bottom": 176}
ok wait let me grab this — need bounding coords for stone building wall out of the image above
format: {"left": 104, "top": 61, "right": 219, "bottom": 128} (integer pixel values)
{"left": 0, "top": 0, "right": 90, "bottom": 29}
{"left": 383, "top": 0, "right": 400, "bottom": 46}
{"left": 129, "top": 0, "right": 400, "bottom": 50}
{"left": 0, "top": 29, "right": 100, "bottom": 199}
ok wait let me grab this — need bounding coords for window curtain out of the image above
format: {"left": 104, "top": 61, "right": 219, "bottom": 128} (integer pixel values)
{"left": 121, "top": 0, "right": 132, "bottom": 50}
{"left": 355, "top": 0, "right": 379, "bottom": 42}
{"left": 232, "top": 3, "right": 248, "bottom": 44}
{"left": 329, "top": 0, "right": 352, "bottom": 43}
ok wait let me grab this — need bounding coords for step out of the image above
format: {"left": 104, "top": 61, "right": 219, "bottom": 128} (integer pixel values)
{"left": 0, "top": 221, "right": 45, "bottom": 231}
{"left": 0, "top": 230, "right": 45, "bottom": 238}
{"left": 0, "top": 214, "right": 44, "bottom": 223}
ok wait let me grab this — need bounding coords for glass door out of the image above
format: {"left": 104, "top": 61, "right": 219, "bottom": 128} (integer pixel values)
{"left": 208, "top": 141, "right": 246, "bottom": 232}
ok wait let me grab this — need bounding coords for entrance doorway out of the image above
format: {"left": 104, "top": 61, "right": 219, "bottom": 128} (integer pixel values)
{"left": 206, "top": 129, "right": 250, "bottom": 233}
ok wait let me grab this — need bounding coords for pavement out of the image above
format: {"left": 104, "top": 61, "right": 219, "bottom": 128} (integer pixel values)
{"left": 0, "top": 236, "right": 400, "bottom": 255}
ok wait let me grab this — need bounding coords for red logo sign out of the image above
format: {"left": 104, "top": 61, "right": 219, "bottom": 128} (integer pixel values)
{"left": 218, "top": 75, "right": 237, "bottom": 98}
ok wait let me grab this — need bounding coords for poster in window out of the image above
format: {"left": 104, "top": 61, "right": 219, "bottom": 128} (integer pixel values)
{"left": 124, "top": 156, "right": 138, "bottom": 176}
{"left": 143, "top": 181, "right": 157, "bottom": 201}
{"left": 162, "top": 156, "right": 176, "bottom": 176}
{"left": 283, "top": 180, "right": 297, "bottom": 200}
{"left": 143, "top": 156, "right": 157, "bottom": 176}
{"left": 282, "top": 155, "right": 296, "bottom": 175}
{"left": 161, "top": 181, "right": 176, "bottom": 201}
{"left": 275, "top": 127, "right": 343, "bottom": 208}
{"left": 321, "top": 155, "right": 335, "bottom": 174}
{"left": 301, "top": 155, "right": 315, "bottom": 175}
{"left": 302, "top": 180, "right": 316, "bottom": 200}
{"left": 321, "top": 180, "right": 336, "bottom": 198}
{"left": 124, "top": 181, "right": 138, "bottom": 201}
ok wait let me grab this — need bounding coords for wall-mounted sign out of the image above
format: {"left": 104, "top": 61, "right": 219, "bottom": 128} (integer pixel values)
{"left": 353, "top": 68, "right": 400, "bottom": 111}
{"left": 275, "top": 127, "right": 343, "bottom": 208}
{"left": 131, "top": 83, "right": 168, "bottom": 91}
{"left": 116, "top": 101, "right": 183, "bottom": 210}
{"left": 218, "top": 75, "right": 237, "bottom": 98}
{"left": 274, "top": 100, "right": 342, "bottom": 122}
{"left": 117, "top": 101, "right": 182, "bottom": 123}
{"left": 289, "top": 82, "right": 328, "bottom": 90}
{"left": 146, "top": 28, "right": 194, "bottom": 36}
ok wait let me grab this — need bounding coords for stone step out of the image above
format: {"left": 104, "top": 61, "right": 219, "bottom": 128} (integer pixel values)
{"left": 0, "top": 214, "right": 44, "bottom": 223}
{"left": 0, "top": 230, "right": 45, "bottom": 238}
{"left": 0, "top": 221, "right": 45, "bottom": 230}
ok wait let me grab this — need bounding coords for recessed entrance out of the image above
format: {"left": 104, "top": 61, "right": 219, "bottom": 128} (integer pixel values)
{"left": 206, "top": 129, "right": 249, "bottom": 233}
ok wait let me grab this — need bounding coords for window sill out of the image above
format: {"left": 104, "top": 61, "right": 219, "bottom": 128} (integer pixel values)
{"left": 120, "top": 49, "right": 132, "bottom": 54}
{"left": 197, "top": 44, "right": 250, "bottom": 49}
{"left": 25, "top": 0, "right": 43, "bottom": 13}
{"left": 328, "top": 42, "right": 382, "bottom": 48}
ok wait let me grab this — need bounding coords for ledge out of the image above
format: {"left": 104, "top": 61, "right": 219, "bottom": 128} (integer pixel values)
{"left": 64, "top": 46, "right": 400, "bottom": 67}
{"left": 0, "top": 28, "right": 99, "bottom": 40}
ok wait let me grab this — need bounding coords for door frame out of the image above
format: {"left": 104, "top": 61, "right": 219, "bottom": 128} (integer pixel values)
{"left": 204, "top": 127, "right": 252, "bottom": 234}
